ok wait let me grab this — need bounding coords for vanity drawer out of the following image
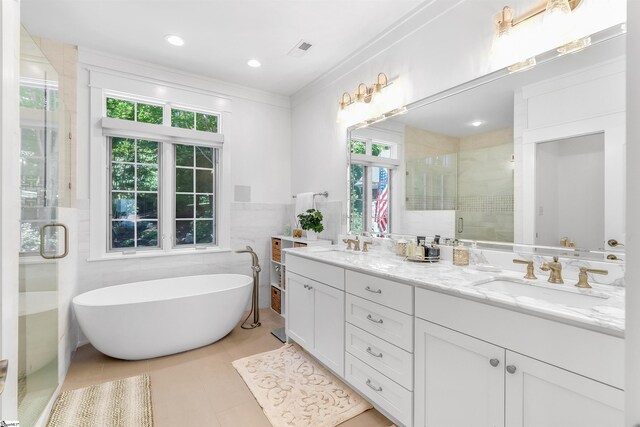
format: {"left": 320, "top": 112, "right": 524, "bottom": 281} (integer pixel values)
{"left": 345, "top": 352, "right": 412, "bottom": 427}
{"left": 346, "top": 323, "right": 413, "bottom": 390}
{"left": 346, "top": 270, "right": 413, "bottom": 314}
{"left": 346, "top": 294, "right": 413, "bottom": 352}
{"left": 286, "top": 255, "right": 344, "bottom": 291}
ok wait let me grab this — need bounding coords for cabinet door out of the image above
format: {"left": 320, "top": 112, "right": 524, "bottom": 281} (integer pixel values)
{"left": 505, "top": 351, "right": 624, "bottom": 427}
{"left": 415, "top": 319, "right": 505, "bottom": 427}
{"left": 312, "top": 281, "right": 345, "bottom": 376}
{"left": 286, "top": 272, "right": 314, "bottom": 350}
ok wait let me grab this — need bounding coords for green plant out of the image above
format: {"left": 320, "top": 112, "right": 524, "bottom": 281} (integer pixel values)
{"left": 297, "top": 208, "right": 324, "bottom": 233}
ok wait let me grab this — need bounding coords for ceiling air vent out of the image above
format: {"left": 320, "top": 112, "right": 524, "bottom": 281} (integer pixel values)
{"left": 288, "top": 40, "right": 313, "bottom": 58}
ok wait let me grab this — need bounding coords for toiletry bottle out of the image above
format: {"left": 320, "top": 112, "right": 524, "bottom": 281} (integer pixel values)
{"left": 427, "top": 241, "right": 440, "bottom": 259}
{"left": 417, "top": 240, "right": 426, "bottom": 258}
{"left": 407, "top": 240, "right": 417, "bottom": 258}
{"left": 453, "top": 242, "right": 469, "bottom": 266}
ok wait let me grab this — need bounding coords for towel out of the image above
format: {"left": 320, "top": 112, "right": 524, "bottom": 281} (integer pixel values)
{"left": 295, "top": 192, "right": 314, "bottom": 218}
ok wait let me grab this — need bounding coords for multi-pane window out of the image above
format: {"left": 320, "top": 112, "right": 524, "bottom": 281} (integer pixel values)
{"left": 349, "top": 138, "right": 395, "bottom": 235}
{"left": 104, "top": 95, "right": 221, "bottom": 253}
{"left": 171, "top": 108, "right": 219, "bottom": 133}
{"left": 349, "top": 164, "right": 392, "bottom": 234}
{"left": 175, "top": 144, "right": 216, "bottom": 246}
{"left": 106, "top": 97, "right": 164, "bottom": 124}
{"left": 110, "top": 138, "right": 160, "bottom": 249}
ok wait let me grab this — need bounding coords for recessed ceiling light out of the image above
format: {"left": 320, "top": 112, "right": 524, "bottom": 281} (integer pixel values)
{"left": 165, "top": 35, "right": 184, "bottom": 47}
{"left": 470, "top": 120, "right": 484, "bottom": 127}
{"left": 247, "top": 59, "right": 261, "bottom": 68}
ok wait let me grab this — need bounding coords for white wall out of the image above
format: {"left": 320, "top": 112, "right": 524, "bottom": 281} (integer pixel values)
{"left": 72, "top": 49, "right": 293, "bottom": 346}
{"left": 626, "top": 1, "right": 640, "bottom": 424}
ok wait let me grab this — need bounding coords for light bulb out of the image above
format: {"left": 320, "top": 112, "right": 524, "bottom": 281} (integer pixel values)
{"left": 544, "top": 0, "right": 575, "bottom": 46}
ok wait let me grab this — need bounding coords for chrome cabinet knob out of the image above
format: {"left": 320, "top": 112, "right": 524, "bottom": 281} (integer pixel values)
{"left": 506, "top": 365, "right": 517, "bottom": 374}
{"left": 489, "top": 358, "right": 500, "bottom": 367}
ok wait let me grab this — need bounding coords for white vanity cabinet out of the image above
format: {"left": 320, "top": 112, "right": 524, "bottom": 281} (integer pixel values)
{"left": 505, "top": 351, "right": 624, "bottom": 427}
{"left": 285, "top": 254, "right": 624, "bottom": 427}
{"left": 285, "top": 255, "right": 345, "bottom": 376}
{"left": 344, "top": 270, "right": 414, "bottom": 427}
{"left": 414, "top": 319, "right": 505, "bottom": 427}
{"left": 414, "top": 288, "right": 625, "bottom": 427}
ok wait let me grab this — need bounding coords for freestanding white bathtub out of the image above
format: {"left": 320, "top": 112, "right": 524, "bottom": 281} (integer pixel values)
{"left": 72, "top": 274, "right": 252, "bottom": 360}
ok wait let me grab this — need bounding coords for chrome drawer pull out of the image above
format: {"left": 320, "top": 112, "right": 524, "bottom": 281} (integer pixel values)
{"left": 366, "top": 347, "right": 383, "bottom": 358}
{"left": 366, "top": 314, "right": 384, "bottom": 324}
{"left": 366, "top": 379, "right": 383, "bottom": 392}
{"left": 365, "top": 286, "right": 382, "bottom": 294}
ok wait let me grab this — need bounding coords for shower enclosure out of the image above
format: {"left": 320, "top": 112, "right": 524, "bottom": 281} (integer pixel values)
{"left": 18, "top": 27, "right": 71, "bottom": 426}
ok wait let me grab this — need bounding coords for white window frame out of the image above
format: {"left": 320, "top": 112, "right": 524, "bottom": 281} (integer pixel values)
{"left": 348, "top": 136, "right": 400, "bottom": 234}
{"left": 88, "top": 70, "right": 232, "bottom": 260}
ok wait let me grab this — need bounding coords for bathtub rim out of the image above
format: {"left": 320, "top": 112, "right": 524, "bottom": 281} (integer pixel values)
{"left": 72, "top": 273, "right": 253, "bottom": 307}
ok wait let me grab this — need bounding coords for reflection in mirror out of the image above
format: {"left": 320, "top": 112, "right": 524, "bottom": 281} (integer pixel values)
{"left": 535, "top": 133, "right": 604, "bottom": 249}
{"left": 347, "top": 25, "right": 625, "bottom": 257}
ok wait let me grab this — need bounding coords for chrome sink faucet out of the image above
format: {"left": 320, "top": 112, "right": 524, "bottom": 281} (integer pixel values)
{"left": 541, "top": 256, "right": 563, "bottom": 284}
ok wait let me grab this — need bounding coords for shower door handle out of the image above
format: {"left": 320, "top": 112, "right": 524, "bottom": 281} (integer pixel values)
{"left": 457, "top": 217, "right": 464, "bottom": 234}
{"left": 40, "top": 223, "right": 69, "bottom": 259}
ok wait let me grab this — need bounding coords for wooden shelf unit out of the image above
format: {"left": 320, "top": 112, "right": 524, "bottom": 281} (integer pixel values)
{"left": 269, "top": 235, "right": 332, "bottom": 317}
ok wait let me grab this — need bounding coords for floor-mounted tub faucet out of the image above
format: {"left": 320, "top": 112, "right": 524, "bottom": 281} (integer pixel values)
{"left": 235, "top": 246, "right": 262, "bottom": 329}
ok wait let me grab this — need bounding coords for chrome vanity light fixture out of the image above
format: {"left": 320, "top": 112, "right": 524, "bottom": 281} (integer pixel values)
{"left": 336, "top": 72, "right": 404, "bottom": 126}
{"left": 491, "top": 0, "right": 587, "bottom": 72}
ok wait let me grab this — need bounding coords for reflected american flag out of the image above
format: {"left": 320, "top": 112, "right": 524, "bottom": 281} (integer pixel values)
{"left": 375, "top": 168, "right": 389, "bottom": 232}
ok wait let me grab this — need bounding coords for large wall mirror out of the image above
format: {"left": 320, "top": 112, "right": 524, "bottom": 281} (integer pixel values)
{"left": 348, "top": 25, "right": 625, "bottom": 258}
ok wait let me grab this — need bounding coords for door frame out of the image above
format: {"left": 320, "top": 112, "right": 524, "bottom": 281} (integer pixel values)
{"left": 0, "top": 0, "right": 22, "bottom": 419}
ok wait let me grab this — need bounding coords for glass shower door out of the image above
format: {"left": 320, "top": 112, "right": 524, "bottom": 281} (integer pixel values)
{"left": 18, "top": 28, "right": 70, "bottom": 426}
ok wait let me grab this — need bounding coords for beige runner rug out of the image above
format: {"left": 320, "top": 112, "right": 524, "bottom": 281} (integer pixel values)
{"left": 47, "top": 374, "right": 153, "bottom": 427}
{"left": 233, "top": 344, "right": 372, "bottom": 427}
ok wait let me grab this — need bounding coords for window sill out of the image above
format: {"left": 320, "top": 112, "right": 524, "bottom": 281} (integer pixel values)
{"left": 86, "top": 246, "right": 232, "bottom": 262}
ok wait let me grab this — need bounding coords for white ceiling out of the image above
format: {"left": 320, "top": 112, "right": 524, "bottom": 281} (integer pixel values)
{"left": 21, "top": 0, "right": 426, "bottom": 95}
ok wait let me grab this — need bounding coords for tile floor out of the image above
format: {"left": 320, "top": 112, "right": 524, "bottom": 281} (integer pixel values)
{"left": 62, "top": 309, "right": 392, "bottom": 427}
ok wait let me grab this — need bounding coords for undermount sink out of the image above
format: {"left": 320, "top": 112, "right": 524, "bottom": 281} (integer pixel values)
{"left": 473, "top": 277, "right": 609, "bottom": 309}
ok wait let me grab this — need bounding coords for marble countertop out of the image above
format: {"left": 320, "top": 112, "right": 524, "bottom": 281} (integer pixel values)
{"left": 283, "top": 246, "right": 625, "bottom": 337}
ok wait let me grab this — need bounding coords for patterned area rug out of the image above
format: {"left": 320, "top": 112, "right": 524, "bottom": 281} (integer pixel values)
{"left": 233, "top": 344, "right": 372, "bottom": 427}
{"left": 47, "top": 374, "right": 154, "bottom": 427}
